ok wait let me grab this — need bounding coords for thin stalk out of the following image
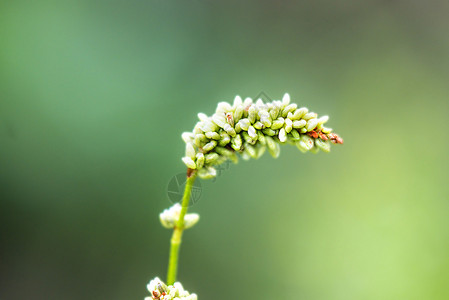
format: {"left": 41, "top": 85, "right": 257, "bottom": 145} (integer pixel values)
{"left": 166, "top": 171, "right": 197, "bottom": 285}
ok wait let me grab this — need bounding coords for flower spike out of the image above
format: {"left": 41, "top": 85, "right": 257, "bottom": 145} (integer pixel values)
{"left": 182, "top": 93, "right": 343, "bottom": 179}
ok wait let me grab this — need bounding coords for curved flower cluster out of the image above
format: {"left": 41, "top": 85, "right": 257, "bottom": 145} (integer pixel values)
{"left": 182, "top": 93, "right": 343, "bottom": 179}
{"left": 145, "top": 277, "right": 197, "bottom": 300}
{"left": 159, "top": 203, "right": 199, "bottom": 229}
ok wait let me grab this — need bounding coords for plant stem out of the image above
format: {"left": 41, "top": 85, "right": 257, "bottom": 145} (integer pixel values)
{"left": 166, "top": 171, "right": 197, "bottom": 285}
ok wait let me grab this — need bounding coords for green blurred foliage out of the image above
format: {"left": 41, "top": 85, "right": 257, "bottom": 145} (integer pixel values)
{"left": 1, "top": 0, "right": 448, "bottom": 299}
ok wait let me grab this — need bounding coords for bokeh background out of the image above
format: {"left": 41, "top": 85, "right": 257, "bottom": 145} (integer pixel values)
{"left": 1, "top": 0, "right": 448, "bottom": 299}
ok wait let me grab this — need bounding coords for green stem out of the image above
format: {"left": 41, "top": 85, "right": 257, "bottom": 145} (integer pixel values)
{"left": 166, "top": 171, "right": 197, "bottom": 285}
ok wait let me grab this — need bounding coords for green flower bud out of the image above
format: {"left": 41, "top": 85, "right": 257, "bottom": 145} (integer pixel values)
{"left": 282, "top": 103, "right": 297, "bottom": 117}
{"left": 231, "top": 134, "right": 242, "bottom": 151}
{"left": 223, "top": 124, "right": 236, "bottom": 137}
{"left": 262, "top": 128, "right": 276, "bottom": 136}
{"left": 219, "top": 132, "right": 231, "bottom": 146}
{"left": 253, "top": 121, "right": 264, "bottom": 130}
{"left": 203, "top": 140, "right": 217, "bottom": 152}
{"left": 284, "top": 118, "right": 293, "bottom": 133}
{"left": 315, "top": 138, "right": 331, "bottom": 152}
{"left": 303, "top": 112, "right": 317, "bottom": 120}
{"left": 205, "top": 131, "right": 220, "bottom": 140}
{"left": 196, "top": 153, "right": 205, "bottom": 169}
{"left": 205, "top": 152, "right": 219, "bottom": 164}
{"left": 248, "top": 106, "right": 257, "bottom": 124}
{"left": 271, "top": 117, "right": 285, "bottom": 130}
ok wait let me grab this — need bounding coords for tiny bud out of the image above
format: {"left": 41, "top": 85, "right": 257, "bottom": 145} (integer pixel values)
{"left": 292, "top": 119, "right": 306, "bottom": 128}
{"left": 205, "top": 131, "right": 220, "bottom": 140}
{"left": 197, "top": 113, "right": 208, "bottom": 122}
{"left": 282, "top": 93, "right": 291, "bottom": 105}
{"left": 281, "top": 103, "right": 298, "bottom": 117}
{"left": 181, "top": 132, "right": 194, "bottom": 143}
{"left": 248, "top": 106, "right": 257, "bottom": 124}
{"left": 271, "top": 118, "right": 285, "bottom": 130}
{"left": 279, "top": 128, "right": 287, "bottom": 143}
{"left": 315, "top": 138, "right": 331, "bottom": 152}
{"left": 262, "top": 128, "right": 276, "bottom": 136}
{"left": 185, "top": 143, "right": 196, "bottom": 159}
{"left": 196, "top": 153, "right": 205, "bottom": 168}
{"left": 203, "top": 140, "right": 217, "bottom": 152}
{"left": 303, "top": 112, "right": 317, "bottom": 120}
{"left": 306, "top": 119, "right": 319, "bottom": 131}
{"left": 182, "top": 157, "right": 196, "bottom": 169}
{"left": 284, "top": 118, "right": 293, "bottom": 133}
{"left": 248, "top": 126, "right": 257, "bottom": 139}
{"left": 237, "top": 118, "right": 251, "bottom": 131}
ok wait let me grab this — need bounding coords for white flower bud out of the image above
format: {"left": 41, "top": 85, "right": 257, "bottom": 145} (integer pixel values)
{"left": 292, "top": 119, "right": 306, "bottom": 128}
{"left": 198, "top": 166, "right": 217, "bottom": 179}
{"left": 233, "top": 95, "right": 243, "bottom": 107}
{"left": 223, "top": 123, "right": 236, "bottom": 137}
{"left": 159, "top": 204, "right": 200, "bottom": 229}
{"left": 184, "top": 213, "right": 200, "bottom": 229}
{"left": 317, "top": 115, "right": 329, "bottom": 124}
{"left": 216, "top": 101, "right": 232, "bottom": 114}
{"left": 260, "top": 115, "right": 272, "bottom": 127}
{"left": 200, "top": 120, "right": 218, "bottom": 132}
{"left": 197, "top": 113, "right": 208, "bottom": 121}
{"left": 306, "top": 119, "right": 319, "bottom": 131}
{"left": 248, "top": 125, "right": 257, "bottom": 139}
{"left": 303, "top": 112, "right": 317, "bottom": 120}
{"left": 181, "top": 132, "right": 194, "bottom": 143}
{"left": 212, "top": 114, "right": 227, "bottom": 128}
{"left": 185, "top": 142, "right": 196, "bottom": 159}
{"left": 237, "top": 118, "right": 250, "bottom": 131}
{"left": 282, "top": 93, "right": 290, "bottom": 105}
{"left": 182, "top": 157, "right": 196, "bottom": 169}
{"left": 233, "top": 105, "right": 244, "bottom": 122}
{"left": 243, "top": 97, "right": 253, "bottom": 107}
{"left": 279, "top": 128, "right": 287, "bottom": 142}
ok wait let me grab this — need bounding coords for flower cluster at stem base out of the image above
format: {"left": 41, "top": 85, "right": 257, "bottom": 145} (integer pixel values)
{"left": 145, "top": 277, "right": 197, "bottom": 300}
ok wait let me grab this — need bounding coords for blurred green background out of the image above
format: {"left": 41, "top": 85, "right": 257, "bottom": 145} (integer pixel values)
{"left": 1, "top": 0, "right": 448, "bottom": 299}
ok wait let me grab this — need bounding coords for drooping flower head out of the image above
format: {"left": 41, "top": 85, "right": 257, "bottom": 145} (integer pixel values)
{"left": 182, "top": 93, "right": 343, "bottom": 179}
